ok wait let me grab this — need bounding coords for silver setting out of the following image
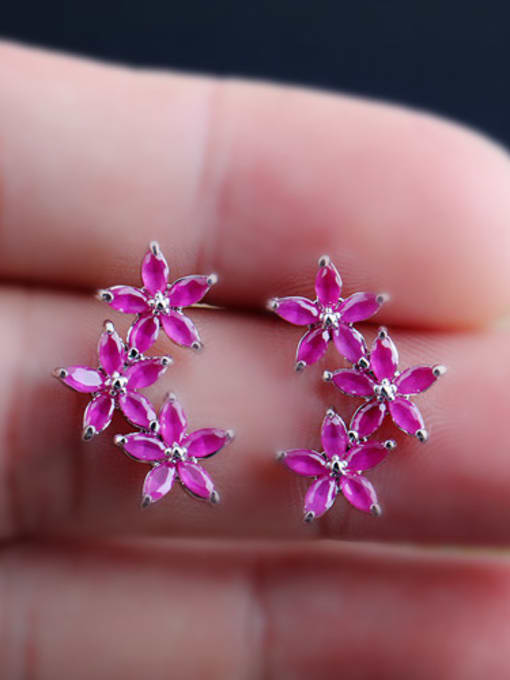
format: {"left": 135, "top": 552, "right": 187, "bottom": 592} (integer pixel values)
{"left": 328, "top": 455, "right": 348, "bottom": 477}
{"left": 320, "top": 308, "right": 340, "bottom": 329}
{"left": 416, "top": 429, "right": 429, "bottom": 443}
{"left": 304, "top": 511, "right": 316, "bottom": 523}
{"left": 148, "top": 290, "right": 170, "bottom": 315}
{"left": 128, "top": 347, "right": 140, "bottom": 362}
{"left": 141, "top": 495, "right": 152, "bottom": 509}
{"left": 150, "top": 240, "right": 161, "bottom": 256}
{"left": 97, "top": 289, "right": 114, "bottom": 303}
{"left": 322, "top": 370, "right": 333, "bottom": 382}
{"left": 267, "top": 297, "right": 280, "bottom": 311}
{"left": 54, "top": 368, "right": 68, "bottom": 379}
{"left": 114, "top": 435, "right": 127, "bottom": 447}
{"left": 370, "top": 503, "right": 382, "bottom": 517}
{"left": 82, "top": 425, "right": 96, "bottom": 442}
{"left": 376, "top": 293, "right": 390, "bottom": 305}
{"left": 318, "top": 255, "right": 331, "bottom": 268}
{"left": 276, "top": 450, "right": 286, "bottom": 461}
{"left": 384, "top": 439, "right": 397, "bottom": 451}
{"left": 374, "top": 378, "right": 397, "bottom": 402}
{"left": 432, "top": 364, "right": 447, "bottom": 378}
{"left": 225, "top": 429, "right": 235, "bottom": 442}
{"left": 326, "top": 407, "right": 337, "bottom": 419}
{"left": 347, "top": 430, "right": 359, "bottom": 444}
{"left": 357, "top": 356, "right": 370, "bottom": 371}
{"left": 295, "top": 360, "right": 306, "bottom": 373}
{"left": 191, "top": 341, "right": 203, "bottom": 352}
{"left": 161, "top": 356, "right": 173, "bottom": 367}
{"left": 210, "top": 490, "right": 221, "bottom": 504}
{"left": 149, "top": 420, "right": 159, "bottom": 433}
{"left": 377, "top": 327, "right": 388, "bottom": 340}
{"left": 103, "top": 320, "right": 115, "bottom": 335}
{"left": 166, "top": 392, "right": 177, "bottom": 403}
{"left": 207, "top": 273, "right": 218, "bottom": 286}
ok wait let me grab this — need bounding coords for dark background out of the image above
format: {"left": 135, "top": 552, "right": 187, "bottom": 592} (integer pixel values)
{"left": 1, "top": 1, "right": 509, "bottom": 146}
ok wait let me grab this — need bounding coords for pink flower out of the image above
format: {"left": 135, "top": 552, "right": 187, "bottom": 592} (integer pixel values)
{"left": 114, "top": 393, "right": 234, "bottom": 507}
{"left": 279, "top": 409, "right": 395, "bottom": 521}
{"left": 98, "top": 241, "right": 217, "bottom": 355}
{"left": 54, "top": 321, "right": 171, "bottom": 440}
{"left": 324, "top": 327, "right": 447, "bottom": 441}
{"left": 269, "top": 255, "right": 387, "bottom": 370}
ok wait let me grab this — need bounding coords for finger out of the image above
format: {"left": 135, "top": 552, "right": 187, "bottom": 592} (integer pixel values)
{"left": 1, "top": 289, "right": 510, "bottom": 544}
{"left": 1, "top": 42, "right": 510, "bottom": 328}
{"left": 2, "top": 538, "right": 510, "bottom": 680}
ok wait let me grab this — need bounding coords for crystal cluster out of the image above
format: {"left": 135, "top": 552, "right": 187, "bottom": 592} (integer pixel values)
{"left": 271, "top": 256, "right": 445, "bottom": 521}
{"left": 54, "top": 242, "right": 233, "bottom": 507}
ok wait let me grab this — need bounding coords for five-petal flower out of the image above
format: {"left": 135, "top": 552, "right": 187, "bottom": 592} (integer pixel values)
{"left": 278, "top": 408, "right": 395, "bottom": 520}
{"left": 98, "top": 241, "right": 217, "bottom": 355}
{"left": 54, "top": 321, "right": 171, "bottom": 439}
{"left": 324, "top": 327, "right": 446, "bottom": 441}
{"left": 114, "top": 393, "right": 234, "bottom": 507}
{"left": 269, "top": 255, "right": 387, "bottom": 370}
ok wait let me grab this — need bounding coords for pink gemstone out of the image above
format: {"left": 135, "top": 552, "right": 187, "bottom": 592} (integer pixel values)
{"left": 118, "top": 392, "right": 157, "bottom": 429}
{"left": 315, "top": 260, "right": 343, "bottom": 306}
{"left": 331, "top": 369, "right": 375, "bottom": 397}
{"left": 125, "top": 358, "right": 170, "bottom": 390}
{"left": 388, "top": 397, "right": 424, "bottom": 435}
{"left": 167, "top": 275, "right": 212, "bottom": 307}
{"left": 161, "top": 311, "right": 200, "bottom": 348}
{"left": 338, "top": 292, "right": 382, "bottom": 324}
{"left": 273, "top": 297, "right": 319, "bottom": 325}
{"left": 332, "top": 325, "right": 367, "bottom": 364}
{"left": 119, "top": 433, "right": 166, "bottom": 461}
{"left": 60, "top": 365, "right": 104, "bottom": 393}
{"left": 142, "top": 463, "right": 176, "bottom": 504}
{"left": 296, "top": 327, "right": 329, "bottom": 366}
{"left": 281, "top": 449, "right": 326, "bottom": 476}
{"left": 304, "top": 476, "right": 337, "bottom": 518}
{"left": 370, "top": 331, "right": 399, "bottom": 381}
{"left": 104, "top": 286, "right": 149, "bottom": 314}
{"left": 346, "top": 442, "right": 388, "bottom": 472}
{"left": 350, "top": 401, "right": 387, "bottom": 438}
{"left": 127, "top": 314, "right": 160, "bottom": 354}
{"left": 177, "top": 461, "right": 215, "bottom": 500}
{"left": 320, "top": 411, "right": 348, "bottom": 458}
{"left": 83, "top": 393, "right": 115, "bottom": 434}
{"left": 185, "top": 428, "right": 231, "bottom": 458}
{"left": 98, "top": 327, "right": 126, "bottom": 376}
{"left": 159, "top": 396, "right": 187, "bottom": 447}
{"left": 141, "top": 245, "right": 169, "bottom": 295}
{"left": 395, "top": 366, "right": 437, "bottom": 395}
{"left": 340, "top": 475, "right": 378, "bottom": 513}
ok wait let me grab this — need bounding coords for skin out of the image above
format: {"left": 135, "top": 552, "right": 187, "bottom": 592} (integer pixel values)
{"left": 0, "top": 41, "right": 510, "bottom": 678}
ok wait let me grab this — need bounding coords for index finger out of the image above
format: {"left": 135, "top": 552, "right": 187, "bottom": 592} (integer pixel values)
{"left": 1, "top": 41, "right": 510, "bottom": 328}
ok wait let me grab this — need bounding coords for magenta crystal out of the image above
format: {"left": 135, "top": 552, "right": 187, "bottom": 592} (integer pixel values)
{"left": 346, "top": 442, "right": 388, "bottom": 471}
{"left": 141, "top": 245, "right": 169, "bottom": 295}
{"left": 370, "top": 331, "right": 398, "bottom": 381}
{"left": 127, "top": 314, "right": 160, "bottom": 354}
{"left": 350, "top": 401, "right": 387, "bottom": 438}
{"left": 331, "top": 369, "right": 375, "bottom": 397}
{"left": 296, "top": 327, "right": 329, "bottom": 366}
{"left": 83, "top": 393, "right": 115, "bottom": 434}
{"left": 120, "top": 433, "right": 166, "bottom": 461}
{"left": 61, "top": 366, "right": 104, "bottom": 393}
{"left": 388, "top": 396, "right": 424, "bottom": 435}
{"left": 142, "top": 463, "right": 176, "bottom": 504}
{"left": 273, "top": 297, "right": 319, "bottom": 325}
{"left": 125, "top": 358, "right": 170, "bottom": 390}
{"left": 332, "top": 325, "right": 367, "bottom": 364}
{"left": 177, "top": 461, "right": 215, "bottom": 500}
{"left": 304, "top": 477, "right": 337, "bottom": 518}
{"left": 161, "top": 311, "right": 200, "bottom": 348}
{"left": 320, "top": 411, "right": 348, "bottom": 457}
{"left": 185, "top": 428, "right": 231, "bottom": 458}
{"left": 167, "top": 275, "right": 212, "bottom": 307}
{"left": 159, "top": 396, "right": 187, "bottom": 446}
{"left": 315, "top": 260, "right": 342, "bottom": 306}
{"left": 118, "top": 392, "right": 157, "bottom": 429}
{"left": 98, "top": 326, "right": 126, "bottom": 375}
{"left": 395, "top": 366, "right": 437, "bottom": 395}
{"left": 340, "top": 475, "right": 378, "bottom": 513}
{"left": 105, "top": 286, "right": 149, "bottom": 313}
{"left": 281, "top": 449, "right": 326, "bottom": 476}
{"left": 339, "top": 292, "right": 382, "bottom": 324}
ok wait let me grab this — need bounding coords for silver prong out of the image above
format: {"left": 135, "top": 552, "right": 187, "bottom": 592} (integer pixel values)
{"left": 433, "top": 364, "right": 447, "bottom": 378}
{"left": 128, "top": 347, "right": 140, "bottom": 362}
{"left": 103, "top": 320, "right": 115, "bottom": 335}
{"left": 150, "top": 240, "right": 161, "bottom": 256}
{"left": 348, "top": 430, "right": 359, "bottom": 444}
{"left": 97, "top": 288, "right": 114, "bottom": 303}
{"left": 376, "top": 293, "right": 390, "bottom": 305}
{"left": 141, "top": 495, "right": 152, "bottom": 509}
{"left": 326, "top": 407, "right": 337, "bottom": 419}
{"left": 295, "top": 360, "right": 306, "bottom": 373}
{"left": 304, "top": 511, "right": 315, "bottom": 523}
{"left": 53, "top": 368, "right": 68, "bottom": 379}
{"left": 416, "top": 429, "right": 429, "bottom": 443}
{"left": 267, "top": 297, "right": 280, "bottom": 311}
{"left": 207, "top": 273, "right": 218, "bottom": 286}
{"left": 377, "top": 327, "right": 388, "bottom": 340}
{"left": 384, "top": 439, "right": 397, "bottom": 451}
{"left": 82, "top": 425, "right": 96, "bottom": 441}
{"left": 210, "top": 490, "right": 220, "bottom": 505}
{"left": 191, "top": 341, "right": 203, "bottom": 353}
{"left": 166, "top": 392, "right": 177, "bottom": 403}
{"left": 318, "top": 255, "right": 331, "bottom": 268}
{"left": 276, "top": 450, "right": 286, "bottom": 461}
{"left": 322, "top": 370, "right": 333, "bottom": 382}
{"left": 161, "top": 355, "right": 173, "bottom": 367}
{"left": 114, "top": 434, "right": 127, "bottom": 447}
{"left": 370, "top": 503, "right": 382, "bottom": 517}
{"left": 149, "top": 420, "right": 159, "bottom": 433}
{"left": 225, "top": 429, "right": 235, "bottom": 442}
{"left": 357, "top": 356, "right": 370, "bottom": 371}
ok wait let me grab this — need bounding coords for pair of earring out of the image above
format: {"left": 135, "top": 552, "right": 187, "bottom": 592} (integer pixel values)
{"left": 54, "top": 242, "right": 445, "bottom": 522}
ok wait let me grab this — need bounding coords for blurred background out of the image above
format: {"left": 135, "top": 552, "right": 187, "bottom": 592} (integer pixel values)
{"left": 1, "top": 1, "right": 509, "bottom": 145}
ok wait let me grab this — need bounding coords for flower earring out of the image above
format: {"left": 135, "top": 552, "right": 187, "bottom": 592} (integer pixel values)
{"left": 54, "top": 242, "right": 234, "bottom": 508}
{"left": 270, "top": 255, "right": 446, "bottom": 522}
